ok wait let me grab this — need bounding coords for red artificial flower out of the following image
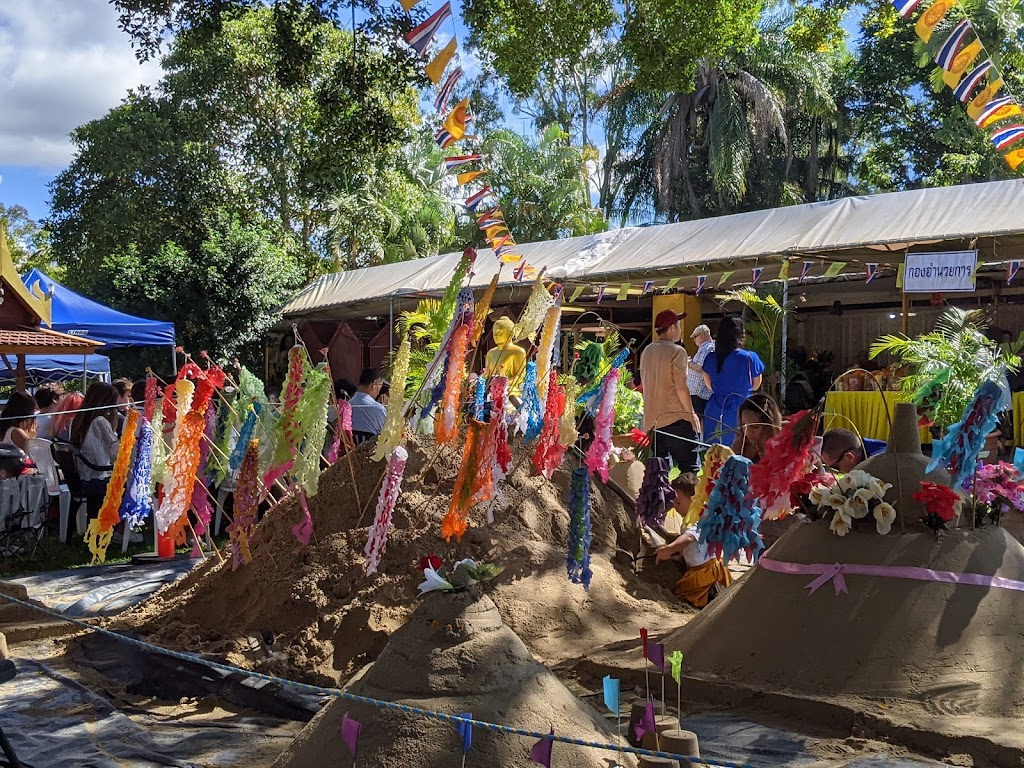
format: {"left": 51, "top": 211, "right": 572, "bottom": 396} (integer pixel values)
{"left": 630, "top": 428, "right": 650, "bottom": 448}
{"left": 417, "top": 554, "right": 442, "bottom": 572}
{"left": 913, "top": 482, "right": 958, "bottom": 523}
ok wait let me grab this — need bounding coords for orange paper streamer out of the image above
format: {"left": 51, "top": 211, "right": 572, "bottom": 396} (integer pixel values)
{"left": 84, "top": 409, "right": 140, "bottom": 563}
{"left": 436, "top": 322, "right": 470, "bottom": 445}
{"left": 442, "top": 418, "right": 488, "bottom": 542}
{"left": 155, "top": 410, "right": 207, "bottom": 543}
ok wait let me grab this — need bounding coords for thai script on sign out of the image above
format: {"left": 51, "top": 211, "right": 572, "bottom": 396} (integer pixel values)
{"left": 903, "top": 250, "right": 977, "bottom": 293}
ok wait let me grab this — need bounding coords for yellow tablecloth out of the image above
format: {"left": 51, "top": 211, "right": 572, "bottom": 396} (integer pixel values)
{"left": 1013, "top": 392, "right": 1024, "bottom": 447}
{"left": 824, "top": 391, "right": 931, "bottom": 444}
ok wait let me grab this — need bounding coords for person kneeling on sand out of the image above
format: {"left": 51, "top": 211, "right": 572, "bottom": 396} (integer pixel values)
{"left": 655, "top": 473, "right": 732, "bottom": 608}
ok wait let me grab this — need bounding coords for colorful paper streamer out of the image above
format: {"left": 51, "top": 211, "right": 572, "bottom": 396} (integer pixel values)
{"left": 567, "top": 466, "right": 593, "bottom": 589}
{"left": 365, "top": 445, "right": 409, "bottom": 574}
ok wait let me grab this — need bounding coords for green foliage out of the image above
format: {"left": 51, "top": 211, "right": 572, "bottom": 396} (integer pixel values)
{"left": 870, "top": 308, "right": 1019, "bottom": 429}
{"left": 477, "top": 125, "right": 607, "bottom": 243}
{"left": 724, "top": 285, "right": 791, "bottom": 400}
{"left": 0, "top": 203, "right": 59, "bottom": 280}
{"left": 396, "top": 299, "right": 451, "bottom": 398}
{"left": 622, "top": 0, "right": 763, "bottom": 92}
{"left": 613, "top": 376, "right": 644, "bottom": 434}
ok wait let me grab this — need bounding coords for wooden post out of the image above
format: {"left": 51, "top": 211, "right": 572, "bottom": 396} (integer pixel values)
{"left": 16, "top": 354, "right": 26, "bottom": 392}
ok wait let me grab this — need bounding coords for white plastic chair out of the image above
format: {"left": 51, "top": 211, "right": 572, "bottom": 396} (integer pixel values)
{"left": 26, "top": 437, "right": 72, "bottom": 543}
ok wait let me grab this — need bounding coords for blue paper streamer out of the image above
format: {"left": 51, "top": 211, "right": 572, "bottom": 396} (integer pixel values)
{"left": 576, "top": 346, "right": 631, "bottom": 414}
{"left": 927, "top": 380, "right": 1009, "bottom": 488}
{"left": 473, "top": 376, "right": 487, "bottom": 421}
{"left": 520, "top": 361, "right": 544, "bottom": 442}
{"left": 697, "top": 455, "right": 763, "bottom": 564}
{"left": 567, "top": 466, "right": 593, "bottom": 589}
{"left": 229, "top": 402, "right": 262, "bottom": 472}
{"left": 121, "top": 419, "right": 154, "bottom": 528}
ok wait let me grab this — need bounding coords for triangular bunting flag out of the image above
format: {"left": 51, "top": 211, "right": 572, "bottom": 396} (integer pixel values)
{"left": 424, "top": 38, "right": 457, "bottom": 84}
{"left": 457, "top": 170, "right": 486, "bottom": 185}
{"left": 942, "top": 38, "right": 983, "bottom": 88}
{"left": 1004, "top": 147, "right": 1024, "bottom": 170}
{"left": 664, "top": 277, "right": 680, "bottom": 292}
{"left": 341, "top": 713, "right": 361, "bottom": 758}
{"left": 956, "top": 61, "right": 995, "bottom": 103}
{"left": 717, "top": 271, "right": 734, "bottom": 287}
{"left": 695, "top": 275, "right": 707, "bottom": 295}
{"left": 751, "top": 267, "right": 763, "bottom": 286}
{"left": 778, "top": 260, "right": 790, "bottom": 280}
{"left": 892, "top": 0, "right": 924, "bottom": 18}
{"left": 799, "top": 261, "right": 813, "bottom": 283}
{"left": 642, "top": 280, "right": 655, "bottom": 295}
{"left": 616, "top": 284, "right": 630, "bottom": 301}
{"left": 1008, "top": 261, "right": 1022, "bottom": 285}
{"left": 935, "top": 18, "right": 972, "bottom": 71}
{"left": 445, "top": 154, "right": 482, "bottom": 171}
{"left": 400, "top": 0, "right": 421, "bottom": 10}
{"left": 441, "top": 97, "right": 471, "bottom": 143}
{"left": 823, "top": 262, "right": 845, "bottom": 279}
{"left": 434, "top": 66, "right": 463, "bottom": 113}
{"left": 530, "top": 729, "right": 554, "bottom": 767}
{"left": 595, "top": 285, "right": 606, "bottom": 304}
{"left": 865, "top": 263, "right": 879, "bottom": 284}
{"left": 465, "top": 186, "right": 493, "bottom": 212}
{"left": 991, "top": 124, "right": 1024, "bottom": 152}
{"left": 405, "top": 2, "right": 452, "bottom": 57}
{"left": 455, "top": 713, "right": 472, "bottom": 753}
{"left": 569, "top": 285, "right": 585, "bottom": 303}
{"left": 976, "top": 96, "right": 1023, "bottom": 128}
{"left": 966, "top": 76, "right": 1004, "bottom": 118}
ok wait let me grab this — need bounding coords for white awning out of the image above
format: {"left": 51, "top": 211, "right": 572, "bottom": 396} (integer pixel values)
{"left": 281, "top": 179, "right": 1024, "bottom": 319}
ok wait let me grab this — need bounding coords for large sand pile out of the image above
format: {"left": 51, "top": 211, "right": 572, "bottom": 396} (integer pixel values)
{"left": 117, "top": 437, "right": 690, "bottom": 685}
{"left": 273, "top": 592, "right": 635, "bottom": 768}
{"left": 667, "top": 519, "right": 1024, "bottom": 716}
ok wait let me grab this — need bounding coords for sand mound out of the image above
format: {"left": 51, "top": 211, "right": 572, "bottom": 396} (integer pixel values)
{"left": 117, "top": 437, "right": 690, "bottom": 684}
{"left": 273, "top": 592, "right": 634, "bottom": 768}
{"left": 666, "top": 520, "right": 1024, "bottom": 716}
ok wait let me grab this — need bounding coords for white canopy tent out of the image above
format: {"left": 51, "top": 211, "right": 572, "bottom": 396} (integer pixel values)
{"left": 281, "top": 179, "right": 1024, "bottom": 321}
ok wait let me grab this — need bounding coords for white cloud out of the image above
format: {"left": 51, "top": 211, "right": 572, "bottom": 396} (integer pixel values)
{"left": 0, "top": 0, "right": 162, "bottom": 168}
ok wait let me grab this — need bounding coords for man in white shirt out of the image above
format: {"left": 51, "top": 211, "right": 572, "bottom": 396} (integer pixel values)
{"left": 686, "top": 324, "right": 715, "bottom": 417}
{"left": 350, "top": 368, "right": 388, "bottom": 439}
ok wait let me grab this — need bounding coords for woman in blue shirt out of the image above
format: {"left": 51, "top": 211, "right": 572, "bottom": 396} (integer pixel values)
{"left": 701, "top": 316, "right": 765, "bottom": 445}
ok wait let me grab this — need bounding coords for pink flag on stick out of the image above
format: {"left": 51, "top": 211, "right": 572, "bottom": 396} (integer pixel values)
{"left": 341, "top": 713, "right": 361, "bottom": 758}
{"left": 634, "top": 699, "right": 656, "bottom": 742}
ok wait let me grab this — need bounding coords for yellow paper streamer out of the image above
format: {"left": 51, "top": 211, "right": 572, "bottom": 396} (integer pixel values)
{"left": 685, "top": 444, "right": 734, "bottom": 527}
{"left": 372, "top": 333, "right": 411, "bottom": 462}
{"left": 536, "top": 306, "right": 560, "bottom": 403}
{"left": 471, "top": 274, "right": 499, "bottom": 348}
{"left": 558, "top": 375, "right": 579, "bottom": 447}
{"left": 172, "top": 379, "right": 195, "bottom": 445}
{"left": 149, "top": 401, "right": 167, "bottom": 491}
{"left": 513, "top": 277, "right": 553, "bottom": 344}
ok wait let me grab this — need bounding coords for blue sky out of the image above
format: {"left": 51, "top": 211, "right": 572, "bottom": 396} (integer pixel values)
{"left": 0, "top": 1, "right": 864, "bottom": 225}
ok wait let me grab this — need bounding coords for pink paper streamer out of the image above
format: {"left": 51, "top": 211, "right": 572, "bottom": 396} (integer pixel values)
{"left": 328, "top": 400, "right": 352, "bottom": 464}
{"left": 585, "top": 369, "right": 619, "bottom": 482}
{"left": 364, "top": 446, "right": 408, "bottom": 574}
{"left": 291, "top": 488, "right": 313, "bottom": 546}
{"left": 758, "top": 557, "right": 1024, "bottom": 596}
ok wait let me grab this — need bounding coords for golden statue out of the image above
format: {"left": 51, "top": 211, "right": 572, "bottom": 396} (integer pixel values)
{"left": 484, "top": 316, "right": 527, "bottom": 394}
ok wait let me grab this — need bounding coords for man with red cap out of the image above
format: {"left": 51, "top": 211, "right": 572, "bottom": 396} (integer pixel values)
{"left": 639, "top": 309, "right": 701, "bottom": 471}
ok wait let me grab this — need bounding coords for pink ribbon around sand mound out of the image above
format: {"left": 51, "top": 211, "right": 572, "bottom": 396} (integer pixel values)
{"left": 758, "top": 557, "right": 1024, "bottom": 597}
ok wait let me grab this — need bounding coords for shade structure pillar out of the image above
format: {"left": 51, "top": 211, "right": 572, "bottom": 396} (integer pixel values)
{"left": 780, "top": 278, "right": 788, "bottom": 404}
{"left": 15, "top": 355, "right": 25, "bottom": 392}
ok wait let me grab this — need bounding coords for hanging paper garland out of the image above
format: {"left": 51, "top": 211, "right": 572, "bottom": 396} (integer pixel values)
{"left": 927, "top": 379, "right": 1009, "bottom": 488}
{"left": 491, "top": 376, "right": 512, "bottom": 477}
{"left": 266, "top": 345, "right": 308, "bottom": 485}
{"left": 328, "top": 399, "right": 352, "bottom": 463}
{"left": 567, "top": 466, "right": 593, "bottom": 589}
{"left": 513, "top": 278, "right": 554, "bottom": 344}
{"left": 228, "top": 439, "right": 260, "bottom": 569}
{"left": 698, "top": 454, "right": 763, "bottom": 564}
{"left": 372, "top": 333, "right": 412, "bottom": 462}
{"left": 172, "top": 379, "right": 195, "bottom": 444}
{"left": 635, "top": 456, "right": 676, "bottom": 529}
{"left": 364, "top": 446, "right": 409, "bottom": 574}
{"left": 685, "top": 444, "right": 733, "bottom": 527}
{"left": 149, "top": 403, "right": 168, "bottom": 492}
{"left": 84, "top": 409, "right": 140, "bottom": 563}
{"left": 436, "top": 322, "right": 470, "bottom": 445}
{"left": 517, "top": 361, "right": 544, "bottom": 441}
{"left": 442, "top": 419, "right": 489, "bottom": 542}
{"left": 121, "top": 418, "right": 154, "bottom": 529}
{"left": 558, "top": 375, "right": 579, "bottom": 448}
{"left": 532, "top": 371, "right": 567, "bottom": 479}
{"left": 144, "top": 376, "right": 158, "bottom": 423}
{"left": 155, "top": 409, "right": 207, "bottom": 542}
{"left": 229, "top": 402, "right": 261, "bottom": 471}
{"left": 535, "top": 305, "right": 561, "bottom": 404}
{"left": 577, "top": 347, "right": 630, "bottom": 413}
{"left": 293, "top": 489, "right": 314, "bottom": 546}
{"left": 293, "top": 364, "right": 332, "bottom": 497}
{"left": 585, "top": 368, "right": 619, "bottom": 482}
{"left": 749, "top": 409, "right": 820, "bottom": 520}
{"left": 471, "top": 274, "right": 499, "bottom": 348}
{"left": 190, "top": 405, "right": 217, "bottom": 541}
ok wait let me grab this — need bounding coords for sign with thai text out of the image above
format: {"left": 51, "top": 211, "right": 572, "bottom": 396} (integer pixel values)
{"left": 902, "top": 251, "right": 977, "bottom": 293}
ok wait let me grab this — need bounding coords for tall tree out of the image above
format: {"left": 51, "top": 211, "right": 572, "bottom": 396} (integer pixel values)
{"left": 0, "top": 203, "right": 57, "bottom": 277}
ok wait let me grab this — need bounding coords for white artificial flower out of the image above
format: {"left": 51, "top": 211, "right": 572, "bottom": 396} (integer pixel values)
{"left": 809, "top": 484, "right": 833, "bottom": 506}
{"left": 845, "top": 469, "right": 874, "bottom": 489}
{"left": 846, "top": 488, "right": 875, "bottom": 519}
{"left": 874, "top": 502, "right": 896, "bottom": 535}
{"left": 837, "top": 474, "right": 856, "bottom": 494}
{"left": 418, "top": 566, "right": 454, "bottom": 595}
{"left": 867, "top": 477, "right": 892, "bottom": 499}
{"left": 823, "top": 491, "right": 849, "bottom": 511}
{"left": 830, "top": 510, "right": 852, "bottom": 537}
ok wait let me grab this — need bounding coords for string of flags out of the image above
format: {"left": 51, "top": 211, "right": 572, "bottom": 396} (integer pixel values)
{"left": 891, "top": 0, "right": 1024, "bottom": 170}
{"left": 400, "top": 0, "right": 534, "bottom": 272}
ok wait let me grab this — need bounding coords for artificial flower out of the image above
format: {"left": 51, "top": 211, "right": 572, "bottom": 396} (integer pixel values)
{"left": 847, "top": 488, "right": 875, "bottom": 519}
{"left": 808, "top": 481, "right": 837, "bottom": 506}
{"left": 630, "top": 428, "right": 650, "bottom": 448}
{"left": 418, "top": 566, "right": 454, "bottom": 595}
{"left": 914, "top": 481, "right": 961, "bottom": 531}
{"left": 418, "top": 554, "right": 443, "bottom": 572}
{"left": 830, "top": 510, "right": 852, "bottom": 537}
{"left": 874, "top": 502, "right": 896, "bottom": 535}
{"left": 866, "top": 477, "right": 892, "bottom": 499}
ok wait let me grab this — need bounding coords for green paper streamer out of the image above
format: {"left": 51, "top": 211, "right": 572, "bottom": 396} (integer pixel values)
{"left": 669, "top": 650, "right": 684, "bottom": 684}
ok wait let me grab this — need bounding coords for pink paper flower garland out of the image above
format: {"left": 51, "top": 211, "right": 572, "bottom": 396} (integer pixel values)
{"left": 365, "top": 446, "right": 409, "bottom": 574}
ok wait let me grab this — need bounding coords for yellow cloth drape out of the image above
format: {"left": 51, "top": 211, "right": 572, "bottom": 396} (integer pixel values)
{"left": 1012, "top": 392, "right": 1024, "bottom": 447}
{"left": 674, "top": 559, "right": 732, "bottom": 609}
{"left": 824, "top": 391, "right": 931, "bottom": 444}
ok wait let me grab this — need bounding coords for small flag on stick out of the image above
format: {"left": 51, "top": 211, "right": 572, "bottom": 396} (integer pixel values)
{"left": 341, "top": 713, "right": 361, "bottom": 759}
{"left": 455, "top": 712, "right": 473, "bottom": 753}
{"left": 530, "top": 729, "right": 554, "bottom": 767}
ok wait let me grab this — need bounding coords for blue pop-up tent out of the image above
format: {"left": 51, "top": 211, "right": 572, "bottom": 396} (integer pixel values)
{"left": 0, "top": 354, "right": 110, "bottom": 386}
{"left": 22, "top": 269, "right": 175, "bottom": 349}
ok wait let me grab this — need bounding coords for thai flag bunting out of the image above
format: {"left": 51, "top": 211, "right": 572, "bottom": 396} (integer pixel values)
{"left": 499, "top": 248, "right": 523, "bottom": 264}
{"left": 751, "top": 267, "right": 763, "bottom": 286}
{"left": 595, "top": 285, "right": 606, "bottom": 304}
{"left": 991, "top": 124, "right": 1024, "bottom": 151}
{"left": 954, "top": 60, "right": 993, "bottom": 102}
{"left": 865, "top": 263, "right": 879, "bottom": 284}
{"left": 695, "top": 275, "right": 707, "bottom": 295}
{"left": 935, "top": 19, "right": 972, "bottom": 71}
{"left": 434, "top": 66, "right": 463, "bottom": 114}
{"left": 642, "top": 280, "right": 654, "bottom": 295}
{"left": 891, "top": 0, "right": 924, "bottom": 17}
{"left": 435, "top": 128, "right": 454, "bottom": 149}
{"left": 1008, "top": 261, "right": 1023, "bottom": 285}
{"left": 514, "top": 261, "right": 534, "bottom": 281}
{"left": 444, "top": 154, "right": 482, "bottom": 171}
{"left": 799, "top": 261, "right": 813, "bottom": 283}
{"left": 490, "top": 234, "right": 514, "bottom": 251}
{"left": 404, "top": 2, "right": 451, "bottom": 57}
{"left": 975, "top": 95, "right": 1020, "bottom": 127}
{"left": 465, "top": 186, "right": 493, "bottom": 212}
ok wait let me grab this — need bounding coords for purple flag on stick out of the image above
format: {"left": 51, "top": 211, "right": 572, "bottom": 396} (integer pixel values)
{"left": 634, "top": 699, "right": 656, "bottom": 742}
{"left": 341, "top": 713, "right": 361, "bottom": 758}
{"left": 648, "top": 641, "right": 666, "bottom": 672}
{"left": 530, "top": 728, "right": 555, "bottom": 767}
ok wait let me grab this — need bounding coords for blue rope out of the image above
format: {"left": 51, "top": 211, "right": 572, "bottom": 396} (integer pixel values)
{"left": 0, "top": 591, "right": 754, "bottom": 768}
